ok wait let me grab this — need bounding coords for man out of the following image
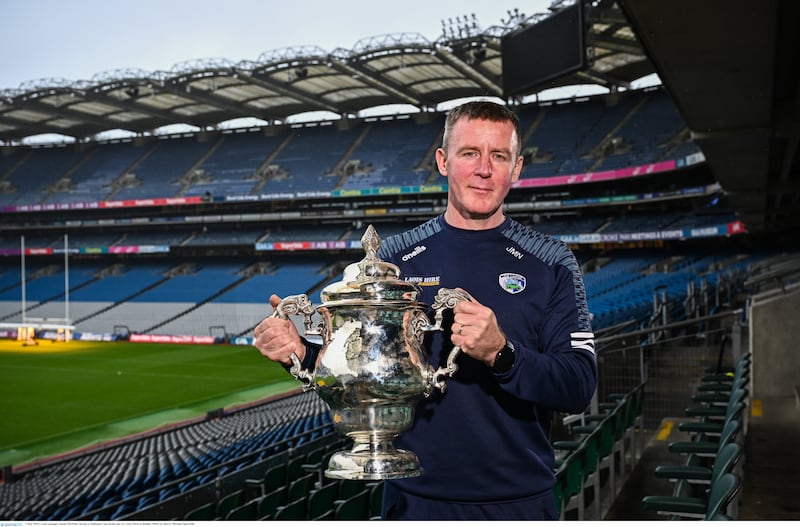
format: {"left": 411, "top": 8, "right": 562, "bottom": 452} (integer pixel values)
{"left": 254, "top": 100, "right": 597, "bottom": 520}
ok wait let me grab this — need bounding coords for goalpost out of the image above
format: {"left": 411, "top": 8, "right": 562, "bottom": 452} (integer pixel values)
{"left": 4, "top": 234, "right": 75, "bottom": 343}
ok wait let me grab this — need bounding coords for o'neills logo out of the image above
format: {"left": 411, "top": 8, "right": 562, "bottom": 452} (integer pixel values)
{"left": 402, "top": 245, "right": 427, "bottom": 261}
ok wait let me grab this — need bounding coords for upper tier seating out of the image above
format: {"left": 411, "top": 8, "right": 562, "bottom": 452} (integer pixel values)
{"left": 112, "top": 137, "right": 212, "bottom": 200}
{"left": 339, "top": 117, "right": 440, "bottom": 189}
{"left": 595, "top": 90, "right": 689, "bottom": 170}
{"left": 0, "top": 145, "right": 85, "bottom": 206}
{"left": 185, "top": 227, "right": 267, "bottom": 246}
{"left": 184, "top": 131, "right": 285, "bottom": 197}
{"left": 47, "top": 142, "right": 149, "bottom": 204}
{"left": 0, "top": 89, "right": 700, "bottom": 207}
{"left": 260, "top": 124, "right": 363, "bottom": 194}
{"left": 601, "top": 211, "right": 683, "bottom": 233}
{"left": 262, "top": 225, "right": 346, "bottom": 242}
{"left": 520, "top": 97, "right": 637, "bottom": 179}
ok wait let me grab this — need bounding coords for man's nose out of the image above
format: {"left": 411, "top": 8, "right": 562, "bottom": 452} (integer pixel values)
{"left": 475, "top": 155, "right": 492, "bottom": 177}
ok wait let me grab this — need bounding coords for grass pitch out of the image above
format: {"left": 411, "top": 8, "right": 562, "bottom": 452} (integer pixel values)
{"left": 0, "top": 339, "right": 299, "bottom": 468}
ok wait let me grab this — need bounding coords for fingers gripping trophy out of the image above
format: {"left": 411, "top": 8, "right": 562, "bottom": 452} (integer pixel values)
{"left": 270, "top": 225, "right": 469, "bottom": 480}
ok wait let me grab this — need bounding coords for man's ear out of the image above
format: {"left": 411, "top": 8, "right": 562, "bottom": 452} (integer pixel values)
{"left": 511, "top": 155, "right": 523, "bottom": 183}
{"left": 435, "top": 148, "right": 448, "bottom": 176}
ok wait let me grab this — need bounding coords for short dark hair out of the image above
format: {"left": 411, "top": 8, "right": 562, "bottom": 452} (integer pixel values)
{"left": 442, "top": 100, "right": 522, "bottom": 157}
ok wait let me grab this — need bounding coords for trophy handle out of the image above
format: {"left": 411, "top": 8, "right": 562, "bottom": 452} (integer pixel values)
{"left": 270, "top": 294, "right": 317, "bottom": 391}
{"left": 426, "top": 288, "right": 472, "bottom": 396}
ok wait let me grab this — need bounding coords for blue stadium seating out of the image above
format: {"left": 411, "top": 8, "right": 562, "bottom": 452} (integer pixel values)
{"left": 261, "top": 125, "right": 363, "bottom": 194}
{"left": 132, "top": 263, "right": 241, "bottom": 303}
{"left": 0, "top": 145, "right": 85, "bottom": 206}
{"left": 47, "top": 142, "right": 149, "bottom": 204}
{"left": 0, "top": 391, "right": 332, "bottom": 521}
{"left": 184, "top": 131, "right": 285, "bottom": 197}
{"left": 111, "top": 137, "right": 212, "bottom": 200}
{"left": 0, "top": 88, "right": 701, "bottom": 208}
{"left": 68, "top": 263, "right": 171, "bottom": 303}
{"left": 339, "top": 117, "right": 439, "bottom": 189}
{"left": 595, "top": 90, "right": 688, "bottom": 170}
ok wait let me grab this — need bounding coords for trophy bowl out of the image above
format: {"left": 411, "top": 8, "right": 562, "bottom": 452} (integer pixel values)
{"left": 271, "top": 225, "right": 468, "bottom": 480}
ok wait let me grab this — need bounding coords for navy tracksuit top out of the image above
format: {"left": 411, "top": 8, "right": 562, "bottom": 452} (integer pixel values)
{"left": 304, "top": 214, "right": 597, "bottom": 503}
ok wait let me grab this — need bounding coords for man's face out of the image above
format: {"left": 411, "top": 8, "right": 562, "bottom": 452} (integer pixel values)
{"left": 436, "top": 117, "right": 523, "bottom": 229}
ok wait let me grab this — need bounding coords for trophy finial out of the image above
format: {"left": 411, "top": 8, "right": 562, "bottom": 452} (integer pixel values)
{"left": 362, "top": 224, "right": 380, "bottom": 260}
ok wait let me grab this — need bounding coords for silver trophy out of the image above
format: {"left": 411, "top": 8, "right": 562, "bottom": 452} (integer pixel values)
{"left": 271, "top": 225, "right": 468, "bottom": 480}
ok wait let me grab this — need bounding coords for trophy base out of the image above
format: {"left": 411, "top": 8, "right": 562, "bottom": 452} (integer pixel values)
{"left": 324, "top": 441, "right": 422, "bottom": 480}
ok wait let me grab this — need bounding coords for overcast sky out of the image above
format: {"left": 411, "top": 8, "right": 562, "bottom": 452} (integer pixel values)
{"left": 2, "top": 0, "right": 556, "bottom": 90}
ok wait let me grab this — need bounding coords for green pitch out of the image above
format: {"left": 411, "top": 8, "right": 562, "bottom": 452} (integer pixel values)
{"left": 0, "top": 339, "right": 300, "bottom": 468}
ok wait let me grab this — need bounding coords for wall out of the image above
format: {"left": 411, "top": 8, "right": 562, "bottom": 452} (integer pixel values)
{"left": 749, "top": 283, "right": 800, "bottom": 398}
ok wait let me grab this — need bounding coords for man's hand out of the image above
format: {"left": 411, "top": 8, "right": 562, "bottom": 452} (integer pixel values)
{"left": 253, "top": 294, "right": 306, "bottom": 366}
{"left": 449, "top": 289, "right": 506, "bottom": 366}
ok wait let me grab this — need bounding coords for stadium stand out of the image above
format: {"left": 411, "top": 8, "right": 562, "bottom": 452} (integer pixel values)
{"left": 0, "top": 146, "right": 85, "bottom": 206}
{"left": 594, "top": 90, "right": 690, "bottom": 170}
{"left": 339, "top": 117, "right": 441, "bottom": 189}
{"left": 519, "top": 97, "right": 608, "bottom": 179}
{"left": 0, "top": 248, "right": 769, "bottom": 339}
{"left": 259, "top": 124, "right": 365, "bottom": 194}
{"left": 0, "top": 80, "right": 797, "bottom": 522}
{"left": 46, "top": 143, "right": 149, "bottom": 205}
{"left": 118, "top": 137, "right": 217, "bottom": 200}
{"left": 183, "top": 131, "right": 280, "bottom": 198}
{"left": 0, "top": 88, "right": 705, "bottom": 205}
{"left": 0, "top": 391, "right": 333, "bottom": 520}
{"left": 1, "top": 0, "right": 800, "bottom": 519}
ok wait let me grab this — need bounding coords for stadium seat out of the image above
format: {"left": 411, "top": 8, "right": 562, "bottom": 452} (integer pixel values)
{"left": 257, "top": 486, "right": 288, "bottom": 520}
{"left": 642, "top": 471, "right": 741, "bottom": 520}
{"left": 552, "top": 446, "right": 585, "bottom": 520}
{"left": 669, "top": 418, "right": 741, "bottom": 458}
{"left": 677, "top": 400, "right": 746, "bottom": 440}
{"left": 334, "top": 488, "right": 371, "bottom": 520}
{"left": 184, "top": 502, "right": 216, "bottom": 521}
{"left": 369, "top": 481, "right": 384, "bottom": 520}
{"left": 272, "top": 496, "right": 308, "bottom": 521}
{"left": 287, "top": 472, "right": 317, "bottom": 503}
{"left": 553, "top": 413, "right": 604, "bottom": 520}
{"left": 307, "top": 480, "right": 339, "bottom": 520}
{"left": 567, "top": 399, "right": 624, "bottom": 504}
{"left": 654, "top": 442, "right": 742, "bottom": 486}
{"left": 245, "top": 463, "right": 287, "bottom": 497}
{"left": 225, "top": 498, "right": 259, "bottom": 520}
{"left": 215, "top": 488, "right": 245, "bottom": 519}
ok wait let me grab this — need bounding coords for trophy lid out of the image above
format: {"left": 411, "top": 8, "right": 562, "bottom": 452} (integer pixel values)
{"left": 320, "top": 224, "right": 422, "bottom": 304}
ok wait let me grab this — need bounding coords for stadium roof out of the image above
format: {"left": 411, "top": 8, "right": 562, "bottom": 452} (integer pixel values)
{"left": 620, "top": 0, "right": 800, "bottom": 235}
{"left": 1, "top": 0, "right": 795, "bottom": 236}
{"left": 0, "top": 1, "right": 650, "bottom": 143}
